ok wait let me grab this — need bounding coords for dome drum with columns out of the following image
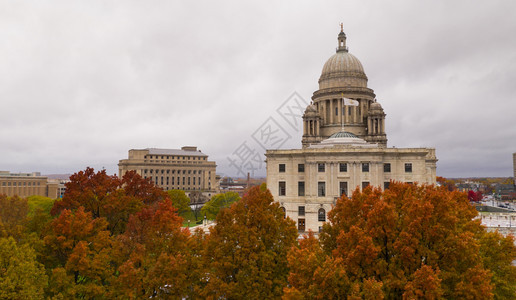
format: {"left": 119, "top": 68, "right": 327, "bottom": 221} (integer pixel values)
{"left": 302, "top": 27, "right": 387, "bottom": 148}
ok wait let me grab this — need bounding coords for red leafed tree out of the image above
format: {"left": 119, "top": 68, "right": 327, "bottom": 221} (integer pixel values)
{"left": 468, "top": 190, "right": 483, "bottom": 202}
{"left": 111, "top": 199, "right": 190, "bottom": 298}
{"left": 51, "top": 167, "right": 167, "bottom": 234}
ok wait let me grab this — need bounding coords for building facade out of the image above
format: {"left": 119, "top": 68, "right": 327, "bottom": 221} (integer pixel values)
{"left": 0, "top": 171, "right": 61, "bottom": 198}
{"left": 118, "top": 146, "right": 218, "bottom": 194}
{"left": 266, "top": 28, "right": 437, "bottom": 233}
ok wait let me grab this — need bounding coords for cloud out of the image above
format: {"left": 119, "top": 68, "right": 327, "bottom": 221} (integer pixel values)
{"left": 0, "top": 0, "right": 515, "bottom": 178}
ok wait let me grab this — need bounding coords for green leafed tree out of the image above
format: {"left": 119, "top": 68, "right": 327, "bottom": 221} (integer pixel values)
{"left": 167, "top": 189, "right": 191, "bottom": 217}
{"left": 200, "top": 191, "right": 240, "bottom": 220}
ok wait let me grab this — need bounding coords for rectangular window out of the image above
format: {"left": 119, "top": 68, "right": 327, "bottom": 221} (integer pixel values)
{"left": 279, "top": 181, "right": 286, "bottom": 196}
{"left": 384, "top": 163, "right": 391, "bottom": 173}
{"left": 318, "top": 163, "right": 325, "bottom": 172}
{"left": 298, "top": 181, "right": 305, "bottom": 196}
{"left": 335, "top": 107, "right": 338, "bottom": 115}
{"left": 298, "top": 206, "right": 305, "bottom": 216}
{"left": 405, "top": 163, "right": 412, "bottom": 173}
{"left": 318, "top": 181, "right": 326, "bottom": 197}
{"left": 339, "top": 163, "right": 347, "bottom": 172}
{"left": 348, "top": 106, "right": 352, "bottom": 115}
{"left": 279, "top": 164, "right": 286, "bottom": 173}
{"left": 362, "top": 163, "right": 369, "bottom": 172}
{"left": 362, "top": 182, "right": 370, "bottom": 189}
{"left": 384, "top": 182, "right": 390, "bottom": 190}
{"left": 298, "top": 219, "right": 305, "bottom": 232}
{"left": 339, "top": 182, "right": 348, "bottom": 197}
{"left": 298, "top": 164, "right": 305, "bottom": 172}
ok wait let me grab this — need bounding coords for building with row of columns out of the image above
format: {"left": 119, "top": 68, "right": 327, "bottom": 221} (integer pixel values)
{"left": 266, "top": 28, "right": 437, "bottom": 233}
{"left": 118, "top": 146, "right": 218, "bottom": 196}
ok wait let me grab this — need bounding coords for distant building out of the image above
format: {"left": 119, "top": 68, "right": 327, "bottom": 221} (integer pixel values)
{"left": 513, "top": 152, "right": 516, "bottom": 185}
{"left": 0, "top": 171, "right": 62, "bottom": 198}
{"left": 266, "top": 28, "right": 437, "bottom": 234}
{"left": 118, "top": 146, "right": 218, "bottom": 195}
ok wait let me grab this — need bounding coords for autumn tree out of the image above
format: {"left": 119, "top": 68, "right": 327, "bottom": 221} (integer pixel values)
{"left": 0, "top": 195, "right": 29, "bottom": 239}
{"left": 167, "top": 189, "right": 191, "bottom": 217}
{"left": 51, "top": 167, "right": 167, "bottom": 234}
{"left": 201, "top": 191, "right": 240, "bottom": 219}
{"left": 468, "top": 190, "right": 483, "bottom": 202}
{"left": 304, "top": 182, "right": 516, "bottom": 299}
{"left": 285, "top": 232, "right": 352, "bottom": 299}
{"left": 111, "top": 199, "right": 191, "bottom": 298}
{"left": 0, "top": 237, "right": 48, "bottom": 300}
{"left": 43, "top": 207, "right": 113, "bottom": 298}
{"left": 201, "top": 184, "right": 297, "bottom": 299}
{"left": 436, "top": 176, "right": 456, "bottom": 191}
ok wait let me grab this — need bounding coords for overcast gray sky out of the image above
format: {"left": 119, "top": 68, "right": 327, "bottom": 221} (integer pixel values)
{"left": 1, "top": 0, "right": 515, "bottom": 178}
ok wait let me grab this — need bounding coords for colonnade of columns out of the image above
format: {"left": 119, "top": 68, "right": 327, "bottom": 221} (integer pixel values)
{"left": 367, "top": 117, "right": 385, "bottom": 135}
{"left": 320, "top": 98, "right": 365, "bottom": 125}
{"left": 303, "top": 119, "right": 320, "bottom": 136}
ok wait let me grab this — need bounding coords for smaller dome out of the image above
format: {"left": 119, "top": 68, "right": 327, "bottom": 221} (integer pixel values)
{"left": 329, "top": 131, "right": 358, "bottom": 139}
{"left": 370, "top": 102, "right": 383, "bottom": 110}
{"left": 305, "top": 104, "right": 317, "bottom": 113}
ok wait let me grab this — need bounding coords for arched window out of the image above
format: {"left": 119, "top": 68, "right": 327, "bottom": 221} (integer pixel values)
{"left": 280, "top": 207, "right": 286, "bottom": 219}
{"left": 318, "top": 208, "right": 326, "bottom": 222}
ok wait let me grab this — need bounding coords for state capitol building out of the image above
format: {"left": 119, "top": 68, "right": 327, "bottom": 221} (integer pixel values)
{"left": 266, "top": 27, "right": 437, "bottom": 233}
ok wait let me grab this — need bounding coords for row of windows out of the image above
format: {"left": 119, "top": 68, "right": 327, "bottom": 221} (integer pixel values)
{"left": 278, "top": 181, "right": 407, "bottom": 197}
{"left": 279, "top": 181, "right": 340, "bottom": 197}
{"left": 144, "top": 176, "right": 205, "bottom": 187}
{"left": 146, "top": 155, "right": 206, "bottom": 161}
{"left": 279, "top": 163, "right": 412, "bottom": 173}
{"left": 145, "top": 169, "right": 204, "bottom": 175}
{"left": 1, "top": 181, "right": 42, "bottom": 187}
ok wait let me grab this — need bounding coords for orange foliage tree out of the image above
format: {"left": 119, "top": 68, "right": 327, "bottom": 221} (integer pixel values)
{"left": 51, "top": 167, "right": 167, "bottom": 234}
{"left": 43, "top": 207, "right": 113, "bottom": 298}
{"left": 201, "top": 184, "right": 298, "bottom": 299}
{"left": 110, "top": 199, "right": 191, "bottom": 298}
{"left": 286, "top": 182, "right": 516, "bottom": 299}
